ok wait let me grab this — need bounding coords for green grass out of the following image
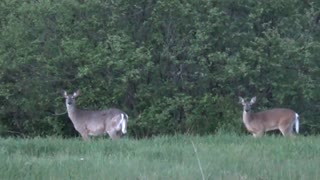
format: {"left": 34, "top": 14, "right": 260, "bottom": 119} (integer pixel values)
{"left": 0, "top": 134, "right": 320, "bottom": 180}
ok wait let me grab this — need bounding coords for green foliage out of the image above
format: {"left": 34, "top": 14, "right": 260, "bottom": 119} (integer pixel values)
{"left": 0, "top": 0, "right": 319, "bottom": 137}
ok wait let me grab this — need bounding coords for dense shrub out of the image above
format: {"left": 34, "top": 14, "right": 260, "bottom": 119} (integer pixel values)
{"left": 0, "top": 0, "right": 319, "bottom": 137}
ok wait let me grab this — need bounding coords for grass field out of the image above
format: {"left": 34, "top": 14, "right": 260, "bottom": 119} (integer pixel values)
{"left": 0, "top": 134, "right": 319, "bottom": 180}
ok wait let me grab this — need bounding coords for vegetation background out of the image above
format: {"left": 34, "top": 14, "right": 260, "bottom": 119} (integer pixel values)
{"left": 0, "top": 0, "right": 319, "bottom": 138}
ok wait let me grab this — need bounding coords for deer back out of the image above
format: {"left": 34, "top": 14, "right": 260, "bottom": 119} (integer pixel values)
{"left": 245, "top": 108, "right": 296, "bottom": 131}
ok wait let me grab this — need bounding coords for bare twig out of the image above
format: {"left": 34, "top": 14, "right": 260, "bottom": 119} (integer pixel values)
{"left": 1, "top": 130, "right": 26, "bottom": 138}
{"left": 52, "top": 111, "right": 67, "bottom": 116}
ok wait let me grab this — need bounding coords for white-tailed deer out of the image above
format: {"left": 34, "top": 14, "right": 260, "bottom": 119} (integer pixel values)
{"left": 239, "top": 96, "right": 299, "bottom": 137}
{"left": 63, "top": 90, "right": 128, "bottom": 140}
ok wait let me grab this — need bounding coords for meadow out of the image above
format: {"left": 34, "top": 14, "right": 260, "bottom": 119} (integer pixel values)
{"left": 0, "top": 134, "right": 319, "bottom": 180}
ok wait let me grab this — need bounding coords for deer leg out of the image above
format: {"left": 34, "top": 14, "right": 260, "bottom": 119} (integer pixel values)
{"left": 80, "top": 133, "right": 89, "bottom": 141}
{"left": 79, "top": 127, "right": 90, "bottom": 141}
{"left": 108, "top": 130, "right": 121, "bottom": 140}
{"left": 110, "top": 133, "right": 121, "bottom": 140}
{"left": 253, "top": 131, "right": 264, "bottom": 138}
{"left": 288, "top": 121, "right": 296, "bottom": 135}
{"left": 279, "top": 126, "right": 294, "bottom": 137}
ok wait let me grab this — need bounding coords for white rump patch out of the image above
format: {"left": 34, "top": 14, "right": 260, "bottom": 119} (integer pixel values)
{"left": 295, "top": 113, "right": 299, "bottom": 133}
{"left": 121, "top": 113, "right": 127, "bottom": 134}
{"left": 115, "top": 113, "right": 127, "bottom": 134}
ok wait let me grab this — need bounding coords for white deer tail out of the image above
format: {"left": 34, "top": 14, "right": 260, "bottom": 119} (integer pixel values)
{"left": 120, "top": 113, "right": 128, "bottom": 134}
{"left": 295, "top": 113, "right": 299, "bottom": 133}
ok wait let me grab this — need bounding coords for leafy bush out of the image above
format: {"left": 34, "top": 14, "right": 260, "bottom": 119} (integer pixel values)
{"left": 0, "top": 0, "right": 319, "bottom": 137}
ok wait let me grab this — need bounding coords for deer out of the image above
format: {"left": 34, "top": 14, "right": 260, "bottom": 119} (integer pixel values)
{"left": 63, "top": 90, "right": 128, "bottom": 140}
{"left": 239, "top": 96, "right": 299, "bottom": 137}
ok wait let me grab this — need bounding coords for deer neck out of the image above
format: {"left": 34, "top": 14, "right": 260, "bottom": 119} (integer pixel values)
{"left": 66, "top": 104, "right": 79, "bottom": 122}
{"left": 243, "top": 110, "right": 254, "bottom": 124}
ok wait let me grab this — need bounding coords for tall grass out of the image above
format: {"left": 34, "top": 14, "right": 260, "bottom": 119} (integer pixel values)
{"left": 0, "top": 134, "right": 319, "bottom": 180}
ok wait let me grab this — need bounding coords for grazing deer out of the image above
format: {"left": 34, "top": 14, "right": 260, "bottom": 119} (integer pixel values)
{"left": 239, "top": 96, "right": 299, "bottom": 137}
{"left": 63, "top": 90, "right": 128, "bottom": 140}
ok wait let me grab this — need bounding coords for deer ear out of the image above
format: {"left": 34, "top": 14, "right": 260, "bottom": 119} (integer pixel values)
{"left": 250, "top": 96, "right": 257, "bottom": 104}
{"left": 239, "top": 97, "right": 245, "bottom": 104}
{"left": 63, "top": 90, "right": 68, "bottom": 98}
{"left": 73, "top": 90, "right": 80, "bottom": 97}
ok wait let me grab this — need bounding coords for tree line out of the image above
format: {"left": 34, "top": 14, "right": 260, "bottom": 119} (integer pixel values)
{"left": 0, "top": 0, "right": 319, "bottom": 138}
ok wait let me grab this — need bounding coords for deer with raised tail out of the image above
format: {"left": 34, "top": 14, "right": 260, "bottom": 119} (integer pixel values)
{"left": 239, "top": 96, "right": 299, "bottom": 137}
{"left": 63, "top": 90, "right": 128, "bottom": 140}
